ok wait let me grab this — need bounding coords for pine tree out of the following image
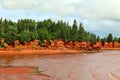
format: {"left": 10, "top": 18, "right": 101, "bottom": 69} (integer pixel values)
{"left": 71, "top": 20, "right": 78, "bottom": 41}
{"left": 78, "top": 22, "right": 85, "bottom": 42}
{"left": 107, "top": 33, "right": 113, "bottom": 43}
{"left": 97, "top": 36, "right": 100, "bottom": 42}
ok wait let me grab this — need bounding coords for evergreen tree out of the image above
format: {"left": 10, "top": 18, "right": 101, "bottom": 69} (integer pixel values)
{"left": 18, "top": 31, "right": 31, "bottom": 43}
{"left": 0, "top": 17, "right": 104, "bottom": 46}
{"left": 37, "top": 27, "right": 51, "bottom": 42}
{"left": 17, "top": 19, "right": 36, "bottom": 33}
{"left": 113, "top": 37, "right": 118, "bottom": 42}
{"left": 97, "top": 36, "right": 100, "bottom": 42}
{"left": 4, "top": 26, "right": 18, "bottom": 45}
{"left": 66, "top": 24, "right": 71, "bottom": 41}
{"left": 89, "top": 33, "right": 96, "bottom": 44}
{"left": 107, "top": 33, "right": 113, "bottom": 43}
{"left": 0, "top": 18, "right": 4, "bottom": 39}
{"left": 78, "top": 22, "right": 85, "bottom": 41}
{"left": 118, "top": 38, "right": 120, "bottom": 43}
{"left": 100, "top": 37, "right": 106, "bottom": 43}
{"left": 71, "top": 20, "right": 78, "bottom": 41}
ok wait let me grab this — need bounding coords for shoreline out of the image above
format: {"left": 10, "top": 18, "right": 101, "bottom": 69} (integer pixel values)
{"left": 101, "top": 48, "right": 120, "bottom": 50}
{"left": 0, "top": 48, "right": 120, "bottom": 57}
{"left": 0, "top": 49, "right": 90, "bottom": 56}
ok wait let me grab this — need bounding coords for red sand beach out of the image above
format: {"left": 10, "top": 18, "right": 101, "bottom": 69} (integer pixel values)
{"left": 0, "top": 49, "right": 90, "bottom": 56}
{"left": 0, "top": 48, "right": 120, "bottom": 80}
{"left": 0, "top": 49, "right": 88, "bottom": 80}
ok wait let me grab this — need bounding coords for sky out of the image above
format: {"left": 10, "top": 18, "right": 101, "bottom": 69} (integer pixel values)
{"left": 0, "top": 0, "right": 120, "bottom": 37}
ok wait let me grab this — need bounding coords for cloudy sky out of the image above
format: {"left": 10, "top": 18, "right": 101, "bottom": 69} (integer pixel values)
{"left": 0, "top": 0, "right": 120, "bottom": 37}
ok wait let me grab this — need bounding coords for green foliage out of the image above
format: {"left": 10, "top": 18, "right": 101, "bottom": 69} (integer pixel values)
{"left": 1, "top": 17, "right": 118, "bottom": 47}
{"left": 65, "top": 26, "right": 71, "bottom": 41}
{"left": 78, "top": 22, "right": 85, "bottom": 42}
{"left": 32, "top": 69, "right": 44, "bottom": 75}
{"left": 100, "top": 37, "right": 106, "bottom": 43}
{"left": 71, "top": 20, "right": 78, "bottom": 41}
{"left": 0, "top": 38, "right": 6, "bottom": 48}
{"left": 17, "top": 19, "right": 36, "bottom": 33}
{"left": 0, "top": 42, "right": 6, "bottom": 48}
{"left": 113, "top": 37, "right": 118, "bottom": 42}
{"left": 30, "top": 32, "right": 38, "bottom": 40}
{"left": 4, "top": 26, "right": 18, "bottom": 45}
{"left": 97, "top": 36, "right": 100, "bottom": 42}
{"left": 106, "top": 33, "right": 113, "bottom": 43}
{"left": 89, "top": 33, "right": 96, "bottom": 44}
{"left": 118, "top": 38, "right": 120, "bottom": 43}
{"left": 18, "top": 31, "right": 31, "bottom": 43}
{"left": 37, "top": 27, "right": 51, "bottom": 42}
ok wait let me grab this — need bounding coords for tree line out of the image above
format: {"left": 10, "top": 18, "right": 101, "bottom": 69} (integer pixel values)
{"left": 0, "top": 18, "right": 119, "bottom": 47}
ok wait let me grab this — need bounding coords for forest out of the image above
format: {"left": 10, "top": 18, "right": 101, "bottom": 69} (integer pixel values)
{"left": 0, "top": 18, "right": 119, "bottom": 48}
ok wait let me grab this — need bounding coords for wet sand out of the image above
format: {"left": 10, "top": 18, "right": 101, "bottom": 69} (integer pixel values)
{"left": 1, "top": 50, "right": 120, "bottom": 80}
{"left": 0, "top": 67, "right": 35, "bottom": 74}
{"left": 0, "top": 49, "right": 87, "bottom": 56}
{"left": 0, "top": 73, "right": 53, "bottom": 80}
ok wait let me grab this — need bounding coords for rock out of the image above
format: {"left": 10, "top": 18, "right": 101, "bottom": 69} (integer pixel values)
{"left": 114, "top": 42, "right": 119, "bottom": 48}
{"left": 30, "top": 39, "right": 39, "bottom": 46}
{"left": 14, "top": 40, "right": 21, "bottom": 47}
{"left": 92, "top": 42, "right": 102, "bottom": 50}
{"left": 104, "top": 42, "right": 113, "bottom": 48}
{"left": 24, "top": 41, "right": 28, "bottom": 45}
{"left": 96, "top": 42, "right": 103, "bottom": 47}
{"left": 4, "top": 42, "right": 9, "bottom": 48}
{"left": 55, "top": 40, "right": 65, "bottom": 48}
{"left": 50, "top": 40, "right": 55, "bottom": 47}
{"left": 65, "top": 41, "right": 73, "bottom": 48}
{"left": 80, "top": 42, "right": 87, "bottom": 49}
{"left": 87, "top": 46, "right": 93, "bottom": 51}
{"left": 92, "top": 44, "right": 101, "bottom": 50}
{"left": 59, "top": 40, "right": 65, "bottom": 47}
{"left": 104, "top": 42, "right": 109, "bottom": 48}
{"left": 74, "top": 41, "right": 80, "bottom": 48}
{"left": 109, "top": 42, "right": 113, "bottom": 48}
{"left": 42, "top": 40, "right": 48, "bottom": 47}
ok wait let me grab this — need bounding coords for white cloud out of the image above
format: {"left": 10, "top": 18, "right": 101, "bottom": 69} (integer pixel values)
{"left": 0, "top": 0, "right": 120, "bottom": 37}
{"left": 0, "top": 0, "right": 38, "bottom": 10}
{"left": 0, "top": 0, "right": 82, "bottom": 15}
{"left": 76, "top": 0, "right": 120, "bottom": 20}
{"left": 0, "top": 0, "right": 120, "bottom": 20}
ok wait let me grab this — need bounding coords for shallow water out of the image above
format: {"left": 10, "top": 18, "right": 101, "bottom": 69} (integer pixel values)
{"left": 1, "top": 51, "right": 120, "bottom": 80}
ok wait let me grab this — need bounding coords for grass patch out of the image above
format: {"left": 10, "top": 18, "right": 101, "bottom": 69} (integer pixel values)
{"left": 31, "top": 69, "right": 51, "bottom": 77}
{"left": 32, "top": 69, "right": 43, "bottom": 74}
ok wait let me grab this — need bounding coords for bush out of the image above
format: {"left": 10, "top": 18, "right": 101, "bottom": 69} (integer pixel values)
{"left": 18, "top": 31, "right": 31, "bottom": 43}
{"left": 0, "top": 42, "right": 6, "bottom": 48}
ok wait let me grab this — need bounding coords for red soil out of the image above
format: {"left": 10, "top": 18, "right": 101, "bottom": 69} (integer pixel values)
{"left": 0, "top": 48, "right": 93, "bottom": 80}
{"left": 1, "top": 41, "right": 120, "bottom": 80}
{"left": 0, "top": 49, "right": 81, "bottom": 80}
{"left": 0, "top": 49, "right": 86, "bottom": 57}
{"left": 0, "top": 67, "right": 53, "bottom": 80}
{"left": 0, "top": 67, "right": 34, "bottom": 74}
{"left": 1, "top": 39, "right": 120, "bottom": 80}
{"left": 102, "top": 48, "right": 120, "bottom": 50}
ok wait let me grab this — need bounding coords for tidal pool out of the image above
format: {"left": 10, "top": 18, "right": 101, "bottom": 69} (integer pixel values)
{"left": 1, "top": 50, "right": 120, "bottom": 80}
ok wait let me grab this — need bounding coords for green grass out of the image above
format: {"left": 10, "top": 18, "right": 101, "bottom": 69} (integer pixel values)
{"left": 31, "top": 69, "right": 51, "bottom": 77}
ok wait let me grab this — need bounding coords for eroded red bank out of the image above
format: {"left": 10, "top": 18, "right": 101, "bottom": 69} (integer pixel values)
{"left": 1, "top": 38, "right": 120, "bottom": 51}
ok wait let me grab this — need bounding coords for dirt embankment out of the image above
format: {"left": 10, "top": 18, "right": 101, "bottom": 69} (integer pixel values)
{"left": 1, "top": 39, "right": 120, "bottom": 56}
